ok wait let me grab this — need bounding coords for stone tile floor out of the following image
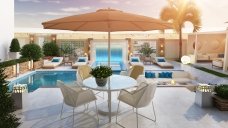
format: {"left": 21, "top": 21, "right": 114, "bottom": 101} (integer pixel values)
{"left": 17, "top": 87, "right": 228, "bottom": 128}
{"left": 14, "top": 61, "right": 228, "bottom": 128}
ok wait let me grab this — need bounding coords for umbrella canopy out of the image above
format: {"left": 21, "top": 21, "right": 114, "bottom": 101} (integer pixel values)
{"left": 42, "top": 8, "right": 172, "bottom": 32}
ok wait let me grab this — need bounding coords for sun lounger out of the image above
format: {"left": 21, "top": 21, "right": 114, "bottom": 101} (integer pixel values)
{"left": 129, "top": 56, "right": 143, "bottom": 66}
{"left": 154, "top": 57, "right": 174, "bottom": 69}
{"left": 72, "top": 57, "right": 88, "bottom": 69}
{"left": 43, "top": 57, "right": 63, "bottom": 69}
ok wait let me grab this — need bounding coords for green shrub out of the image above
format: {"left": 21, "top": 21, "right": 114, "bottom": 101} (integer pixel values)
{"left": 9, "top": 38, "right": 20, "bottom": 52}
{"left": 214, "top": 85, "right": 228, "bottom": 99}
{"left": 0, "top": 60, "right": 17, "bottom": 68}
{"left": 90, "top": 66, "right": 112, "bottom": 78}
{"left": 16, "top": 58, "right": 29, "bottom": 63}
{"left": 42, "top": 42, "right": 60, "bottom": 56}
{"left": 20, "top": 43, "right": 43, "bottom": 61}
{"left": 0, "top": 68, "right": 21, "bottom": 127}
{"left": 139, "top": 43, "right": 156, "bottom": 57}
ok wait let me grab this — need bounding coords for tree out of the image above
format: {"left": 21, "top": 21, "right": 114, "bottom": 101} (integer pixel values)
{"left": 20, "top": 43, "right": 43, "bottom": 61}
{"left": 0, "top": 67, "right": 20, "bottom": 128}
{"left": 42, "top": 42, "right": 60, "bottom": 56}
{"left": 160, "top": 0, "right": 201, "bottom": 59}
{"left": 9, "top": 38, "right": 20, "bottom": 52}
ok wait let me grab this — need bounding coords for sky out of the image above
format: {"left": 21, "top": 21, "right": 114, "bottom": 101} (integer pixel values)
{"left": 15, "top": 0, "right": 228, "bottom": 32}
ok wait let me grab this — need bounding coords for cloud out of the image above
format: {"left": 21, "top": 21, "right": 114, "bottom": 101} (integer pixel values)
{"left": 61, "top": 6, "right": 91, "bottom": 12}
{"left": 47, "top": 0, "right": 61, "bottom": 4}
{"left": 17, "top": 0, "right": 41, "bottom": 3}
{"left": 40, "top": 12, "right": 72, "bottom": 16}
{"left": 100, "top": 0, "right": 119, "bottom": 4}
{"left": 15, "top": 12, "right": 37, "bottom": 16}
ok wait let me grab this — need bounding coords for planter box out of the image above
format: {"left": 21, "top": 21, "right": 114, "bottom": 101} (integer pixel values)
{"left": 33, "top": 60, "right": 43, "bottom": 69}
{"left": 4, "top": 65, "right": 16, "bottom": 79}
{"left": 195, "top": 90, "right": 212, "bottom": 107}
{"left": 213, "top": 95, "right": 228, "bottom": 111}
{"left": 19, "top": 61, "right": 29, "bottom": 74}
{"left": 8, "top": 52, "right": 20, "bottom": 59}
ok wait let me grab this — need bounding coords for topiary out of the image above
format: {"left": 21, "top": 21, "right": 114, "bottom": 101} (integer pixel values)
{"left": 214, "top": 85, "right": 228, "bottom": 99}
{"left": 0, "top": 68, "right": 21, "bottom": 127}
{"left": 20, "top": 43, "right": 43, "bottom": 61}
{"left": 42, "top": 42, "right": 60, "bottom": 56}
{"left": 9, "top": 38, "right": 21, "bottom": 52}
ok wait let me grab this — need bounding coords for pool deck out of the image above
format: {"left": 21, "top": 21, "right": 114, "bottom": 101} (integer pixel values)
{"left": 13, "top": 61, "right": 228, "bottom": 128}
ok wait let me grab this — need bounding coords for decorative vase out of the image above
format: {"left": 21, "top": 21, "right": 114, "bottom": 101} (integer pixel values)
{"left": 95, "top": 78, "right": 107, "bottom": 87}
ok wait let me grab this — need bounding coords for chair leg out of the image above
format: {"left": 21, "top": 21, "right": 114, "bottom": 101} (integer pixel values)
{"left": 115, "top": 101, "right": 126, "bottom": 128}
{"left": 95, "top": 101, "right": 99, "bottom": 124}
{"left": 73, "top": 108, "right": 75, "bottom": 127}
{"left": 152, "top": 101, "right": 156, "bottom": 122}
{"left": 60, "top": 102, "right": 64, "bottom": 119}
{"left": 135, "top": 101, "right": 156, "bottom": 122}
{"left": 136, "top": 108, "right": 139, "bottom": 128}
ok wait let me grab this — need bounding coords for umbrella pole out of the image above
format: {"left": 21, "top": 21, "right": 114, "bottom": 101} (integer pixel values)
{"left": 108, "top": 31, "right": 111, "bottom": 122}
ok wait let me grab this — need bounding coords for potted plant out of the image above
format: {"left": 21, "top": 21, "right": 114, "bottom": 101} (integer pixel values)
{"left": 90, "top": 66, "right": 113, "bottom": 87}
{"left": 9, "top": 38, "right": 21, "bottom": 59}
{"left": 213, "top": 85, "right": 228, "bottom": 111}
{"left": 20, "top": 43, "right": 43, "bottom": 70}
{"left": 139, "top": 43, "right": 156, "bottom": 57}
{"left": 42, "top": 41, "right": 60, "bottom": 59}
{"left": 60, "top": 44, "right": 74, "bottom": 62}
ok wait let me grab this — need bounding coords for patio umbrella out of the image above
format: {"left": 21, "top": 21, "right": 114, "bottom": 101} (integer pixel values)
{"left": 42, "top": 8, "right": 172, "bottom": 123}
{"left": 42, "top": 8, "right": 172, "bottom": 64}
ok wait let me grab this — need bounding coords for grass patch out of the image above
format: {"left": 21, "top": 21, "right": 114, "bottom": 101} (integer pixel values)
{"left": 195, "top": 66, "right": 228, "bottom": 77}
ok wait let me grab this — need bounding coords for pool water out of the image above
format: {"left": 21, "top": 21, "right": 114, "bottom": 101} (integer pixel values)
{"left": 8, "top": 71, "right": 76, "bottom": 93}
{"left": 92, "top": 61, "right": 127, "bottom": 73}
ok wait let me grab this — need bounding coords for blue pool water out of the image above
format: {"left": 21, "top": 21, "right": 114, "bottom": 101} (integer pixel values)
{"left": 92, "top": 61, "right": 126, "bottom": 73}
{"left": 8, "top": 71, "right": 76, "bottom": 93}
{"left": 96, "top": 46, "right": 122, "bottom": 62}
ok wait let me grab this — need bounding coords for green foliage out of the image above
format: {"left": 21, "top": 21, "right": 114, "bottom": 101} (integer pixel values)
{"left": 20, "top": 43, "right": 43, "bottom": 61}
{"left": 16, "top": 58, "right": 30, "bottom": 63}
{"left": 0, "top": 60, "right": 17, "bottom": 68}
{"left": 139, "top": 43, "right": 156, "bottom": 57}
{"left": 9, "top": 38, "right": 20, "bottom": 52}
{"left": 60, "top": 44, "right": 74, "bottom": 56}
{"left": 195, "top": 66, "right": 228, "bottom": 77}
{"left": 214, "top": 85, "right": 228, "bottom": 99}
{"left": 42, "top": 42, "right": 60, "bottom": 56}
{"left": 0, "top": 68, "right": 20, "bottom": 128}
{"left": 90, "top": 66, "right": 112, "bottom": 78}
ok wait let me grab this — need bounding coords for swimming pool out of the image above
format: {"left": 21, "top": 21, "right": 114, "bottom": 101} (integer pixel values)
{"left": 92, "top": 61, "right": 127, "bottom": 73}
{"left": 8, "top": 71, "right": 76, "bottom": 93}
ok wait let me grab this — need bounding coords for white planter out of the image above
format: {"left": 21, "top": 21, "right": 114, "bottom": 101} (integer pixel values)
{"left": 195, "top": 90, "right": 213, "bottom": 107}
{"left": 9, "top": 52, "right": 20, "bottom": 59}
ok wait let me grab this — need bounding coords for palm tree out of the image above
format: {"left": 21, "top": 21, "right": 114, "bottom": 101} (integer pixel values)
{"left": 160, "top": 0, "right": 201, "bottom": 59}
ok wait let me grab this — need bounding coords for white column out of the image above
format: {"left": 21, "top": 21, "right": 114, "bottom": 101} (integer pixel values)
{"left": 193, "top": 32, "right": 198, "bottom": 64}
{"left": 223, "top": 31, "right": 228, "bottom": 71}
{"left": 0, "top": 0, "right": 14, "bottom": 61}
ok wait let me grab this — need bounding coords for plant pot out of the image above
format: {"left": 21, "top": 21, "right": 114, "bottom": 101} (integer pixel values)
{"left": 213, "top": 94, "right": 228, "bottom": 111}
{"left": 8, "top": 52, "right": 20, "bottom": 59}
{"left": 95, "top": 78, "right": 108, "bottom": 87}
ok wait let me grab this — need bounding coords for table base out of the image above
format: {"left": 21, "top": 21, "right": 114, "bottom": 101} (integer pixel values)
{"left": 98, "top": 102, "right": 119, "bottom": 116}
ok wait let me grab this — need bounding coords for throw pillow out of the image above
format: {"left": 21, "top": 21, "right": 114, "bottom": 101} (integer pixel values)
{"left": 158, "top": 72, "right": 164, "bottom": 78}
{"left": 158, "top": 58, "right": 165, "bottom": 62}
{"left": 131, "top": 58, "right": 139, "bottom": 62}
{"left": 51, "top": 58, "right": 59, "bottom": 62}
{"left": 78, "top": 58, "right": 86, "bottom": 62}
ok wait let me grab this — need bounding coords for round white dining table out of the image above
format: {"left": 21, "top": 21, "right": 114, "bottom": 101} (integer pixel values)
{"left": 83, "top": 75, "right": 137, "bottom": 122}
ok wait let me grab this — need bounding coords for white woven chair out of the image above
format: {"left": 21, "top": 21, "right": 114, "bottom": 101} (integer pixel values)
{"left": 77, "top": 65, "right": 104, "bottom": 99}
{"left": 57, "top": 80, "right": 99, "bottom": 127}
{"left": 116, "top": 82, "right": 157, "bottom": 128}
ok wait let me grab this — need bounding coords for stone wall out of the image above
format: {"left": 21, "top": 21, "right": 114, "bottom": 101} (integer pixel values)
{"left": 4, "top": 65, "right": 16, "bottom": 79}
{"left": 33, "top": 59, "right": 43, "bottom": 69}
{"left": 19, "top": 62, "right": 29, "bottom": 74}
